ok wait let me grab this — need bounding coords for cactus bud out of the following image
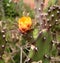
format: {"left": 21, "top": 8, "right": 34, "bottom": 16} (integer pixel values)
{"left": 2, "top": 45, "right": 5, "bottom": 48}
{"left": 42, "top": 37, "right": 46, "bottom": 41}
{"left": 58, "top": 7, "right": 60, "bottom": 10}
{"left": 47, "top": 19, "right": 50, "bottom": 23}
{"left": 48, "top": 10, "right": 51, "bottom": 14}
{"left": 41, "top": 2, "right": 44, "bottom": 7}
{"left": 1, "top": 30, "right": 5, "bottom": 34}
{"left": 31, "top": 45, "right": 38, "bottom": 51}
{"left": 49, "top": 24, "right": 52, "bottom": 28}
{"left": 51, "top": 14, "right": 54, "bottom": 19}
{"left": 25, "top": 58, "right": 31, "bottom": 63}
{"left": 38, "top": 8, "right": 41, "bottom": 12}
{"left": 57, "top": 11, "right": 60, "bottom": 15}
{"left": 2, "top": 34, "right": 5, "bottom": 39}
{"left": 44, "top": 55, "right": 49, "bottom": 59}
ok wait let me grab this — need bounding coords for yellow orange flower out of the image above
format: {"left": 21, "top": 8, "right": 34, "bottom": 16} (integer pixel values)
{"left": 18, "top": 16, "right": 32, "bottom": 33}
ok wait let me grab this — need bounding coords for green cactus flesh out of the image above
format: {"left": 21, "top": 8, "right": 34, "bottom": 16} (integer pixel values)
{"left": 28, "top": 29, "right": 52, "bottom": 63}
{"left": 0, "top": 31, "right": 6, "bottom": 59}
{"left": 47, "top": 5, "right": 60, "bottom": 32}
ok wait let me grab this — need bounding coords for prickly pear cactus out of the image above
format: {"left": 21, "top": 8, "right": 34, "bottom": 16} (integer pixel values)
{"left": 28, "top": 29, "right": 52, "bottom": 63}
{"left": 46, "top": 5, "right": 60, "bottom": 52}
{"left": 0, "top": 0, "right": 60, "bottom": 63}
{"left": 0, "top": 29, "right": 6, "bottom": 59}
{"left": 46, "top": 5, "right": 60, "bottom": 32}
{"left": 27, "top": 1, "right": 60, "bottom": 63}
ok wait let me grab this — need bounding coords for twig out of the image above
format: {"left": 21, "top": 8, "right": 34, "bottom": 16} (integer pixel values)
{"left": 20, "top": 47, "right": 22, "bottom": 63}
